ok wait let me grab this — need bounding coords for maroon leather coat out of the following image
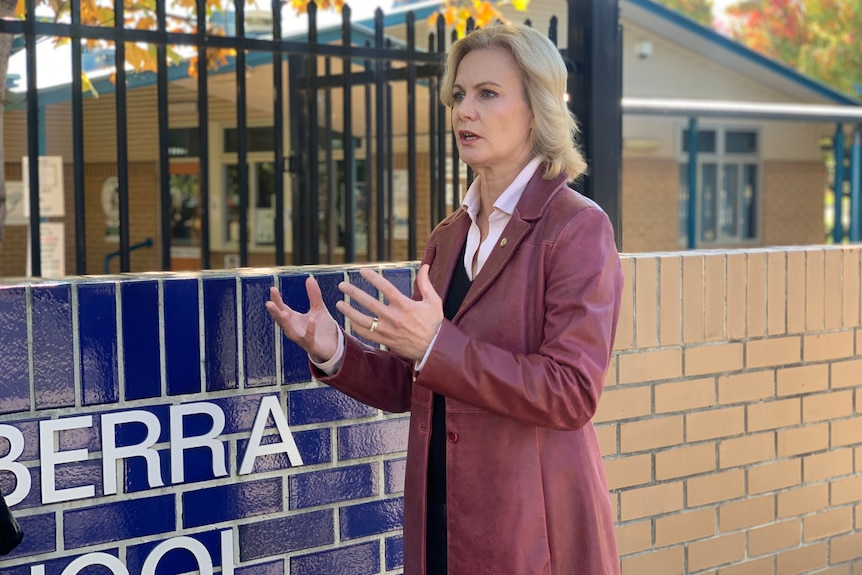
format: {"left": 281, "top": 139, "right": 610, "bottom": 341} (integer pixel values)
{"left": 318, "top": 167, "right": 623, "bottom": 575}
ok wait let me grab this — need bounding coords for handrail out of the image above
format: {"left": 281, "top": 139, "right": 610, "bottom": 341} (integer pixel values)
{"left": 103, "top": 238, "right": 153, "bottom": 274}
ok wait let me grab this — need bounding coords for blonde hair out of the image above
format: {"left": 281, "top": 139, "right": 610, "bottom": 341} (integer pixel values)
{"left": 439, "top": 24, "right": 587, "bottom": 181}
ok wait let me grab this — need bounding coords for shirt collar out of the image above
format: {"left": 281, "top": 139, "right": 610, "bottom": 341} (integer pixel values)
{"left": 462, "top": 156, "right": 543, "bottom": 220}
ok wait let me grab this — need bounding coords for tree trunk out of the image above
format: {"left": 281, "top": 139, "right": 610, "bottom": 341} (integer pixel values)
{"left": 0, "top": 0, "right": 17, "bottom": 248}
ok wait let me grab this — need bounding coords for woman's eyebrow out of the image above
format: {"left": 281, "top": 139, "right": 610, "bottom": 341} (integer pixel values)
{"left": 453, "top": 81, "right": 504, "bottom": 90}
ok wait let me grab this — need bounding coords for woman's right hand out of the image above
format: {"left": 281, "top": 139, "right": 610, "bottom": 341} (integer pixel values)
{"left": 266, "top": 277, "right": 339, "bottom": 363}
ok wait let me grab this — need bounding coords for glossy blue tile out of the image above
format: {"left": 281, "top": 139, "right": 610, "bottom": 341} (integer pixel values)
{"left": 112, "top": 404, "right": 170, "bottom": 445}
{"left": 78, "top": 282, "right": 119, "bottom": 406}
{"left": 237, "top": 559, "right": 285, "bottom": 575}
{"left": 125, "top": 448, "right": 170, "bottom": 494}
{"left": 277, "top": 273, "right": 311, "bottom": 385}
{"left": 288, "top": 387, "right": 376, "bottom": 425}
{"left": 31, "top": 284, "right": 75, "bottom": 409}
{"left": 0, "top": 464, "right": 40, "bottom": 509}
{"left": 383, "top": 268, "right": 413, "bottom": 301}
{"left": 338, "top": 419, "right": 409, "bottom": 460}
{"left": 178, "top": 443, "right": 230, "bottom": 484}
{"left": 57, "top": 415, "right": 101, "bottom": 452}
{"left": 53, "top": 458, "right": 103, "bottom": 499}
{"left": 163, "top": 278, "right": 201, "bottom": 395}
{"left": 385, "top": 458, "right": 406, "bottom": 494}
{"left": 183, "top": 478, "right": 282, "bottom": 528}
{"left": 290, "top": 541, "right": 379, "bottom": 575}
{"left": 289, "top": 464, "right": 377, "bottom": 510}
{"left": 0, "top": 419, "right": 41, "bottom": 461}
{"left": 314, "top": 271, "right": 345, "bottom": 328}
{"left": 3, "top": 513, "right": 56, "bottom": 558}
{"left": 63, "top": 494, "right": 175, "bottom": 548}
{"left": 0, "top": 287, "right": 30, "bottom": 414}
{"left": 214, "top": 393, "right": 275, "bottom": 434}
{"left": 127, "top": 530, "right": 223, "bottom": 575}
{"left": 346, "top": 269, "right": 379, "bottom": 347}
{"left": 4, "top": 551, "right": 119, "bottom": 575}
{"left": 386, "top": 535, "right": 404, "bottom": 570}
{"left": 236, "top": 427, "right": 331, "bottom": 473}
{"left": 122, "top": 280, "right": 161, "bottom": 400}
{"left": 239, "top": 509, "right": 333, "bottom": 561}
{"left": 242, "top": 276, "right": 276, "bottom": 387}
{"left": 203, "top": 277, "right": 238, "bottom": 391}
{"left": 339, "top": 497, "right": 403, "bottom": 540}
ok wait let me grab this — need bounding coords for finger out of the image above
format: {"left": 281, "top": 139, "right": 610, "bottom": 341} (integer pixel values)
{"left": 339, "top": 281, "right": 386, "bottom": 318}
{"left": 415, "top": 264, "right": 440, "bottom": 303}
{"left": 335, "top": 300, "right": 380, "bottom": 335}
{"left": 306, "top": 276, "right": 326, "bottom": 311}
{"left": 359, "top": 267, "right": 409, "bottom": 306}
{"left": 269, "top": 286, "right": 287, "bottom": 310}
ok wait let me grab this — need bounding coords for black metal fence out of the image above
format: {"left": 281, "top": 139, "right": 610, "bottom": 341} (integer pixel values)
{"left": 0, "top": 0, "right": 620, "bottom": 276}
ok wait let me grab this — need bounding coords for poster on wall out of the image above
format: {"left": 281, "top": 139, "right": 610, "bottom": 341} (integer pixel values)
{"left": 21, "top": 156, "right": 65, "bottom": 218}
{"left": 392, "top": 169, "right": 409, "bottom": 240}
{"left": 4, "top": 181, "right": 26, "bottom": 225}
{"left": 25, "top": 221, "right": 66, "bottom": 277}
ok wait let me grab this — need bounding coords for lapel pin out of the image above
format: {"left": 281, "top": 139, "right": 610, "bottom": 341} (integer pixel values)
{"left": 499, "top": 238, "right": 508, "bottom": 248}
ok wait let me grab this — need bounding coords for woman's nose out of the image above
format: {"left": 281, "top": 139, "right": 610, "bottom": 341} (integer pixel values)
{"left": 456, "top": 99, "right": 477, "bottom": 120}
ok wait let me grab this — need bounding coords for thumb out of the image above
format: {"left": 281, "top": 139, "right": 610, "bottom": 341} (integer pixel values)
{"left": 416, "top": 264, "right": 440, "bottom": 303}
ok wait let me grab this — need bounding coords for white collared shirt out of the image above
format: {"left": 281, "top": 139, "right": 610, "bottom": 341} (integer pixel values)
{"left": 314, "top": 156, "right": 543, "bottom": 375}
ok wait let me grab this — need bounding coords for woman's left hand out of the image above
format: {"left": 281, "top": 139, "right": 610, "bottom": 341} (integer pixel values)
{"left": 336, "top": 264, "right": 444, "bottom": 362}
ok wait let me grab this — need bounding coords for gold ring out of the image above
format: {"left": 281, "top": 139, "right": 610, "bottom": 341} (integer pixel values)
{"left": 369, "top": 317, "right": 379, "bottom": 333}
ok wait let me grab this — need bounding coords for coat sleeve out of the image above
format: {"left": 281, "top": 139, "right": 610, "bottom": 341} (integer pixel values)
{"left": 415, "top": 206, "right": 623, "bottom": 430}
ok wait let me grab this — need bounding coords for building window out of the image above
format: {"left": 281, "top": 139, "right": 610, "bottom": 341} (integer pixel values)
{"left": 224, "top": 161, "right": 277, "bottom": 246}
{"left": 678, "top": 127, "right": 760, "bottom": 245}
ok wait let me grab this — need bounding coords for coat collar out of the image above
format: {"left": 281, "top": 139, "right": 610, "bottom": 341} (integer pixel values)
{"left": 430, "top": 166, "right": 571, "bottom": 322}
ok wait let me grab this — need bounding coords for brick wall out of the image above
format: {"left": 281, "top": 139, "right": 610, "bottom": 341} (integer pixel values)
{"left": 604, "top": 245, "right": 862, "bottom": 574}
{"left": 1, "top": 245, "right": 860, "bottom": 574}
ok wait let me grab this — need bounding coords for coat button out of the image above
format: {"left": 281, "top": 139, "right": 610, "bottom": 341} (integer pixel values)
{"left": 447, "top": 431, "right": 459, "bottom": 443}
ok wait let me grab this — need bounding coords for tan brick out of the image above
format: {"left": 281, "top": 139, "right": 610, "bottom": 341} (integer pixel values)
{"left": 832, "top": 532, "right": 862, "bottom": 564}
{"left": 705, "top": 254, "right": 726, "bottom": 341}
{"left": 689, "top": 532, "right": 746, "bottom": 572}
{"left": 831, "top": 358, "right": 862, "bottom": 389}
{"left": 687, "top": 469, "right": 745, "bottom": 507}
{"left": 843, "top": 249, "right": 860, "bottom": 329}
{"left": 787, "top": 249, "right": 806, "bottom": 334}
{"left": 803, "top": 390, "right": 854, "bottom": 423}
{"left": 686, "top": 343, "right": 744, "bottom": 376}
{"left": 615, "top": 520, "right": 651, "bottom": 555}
{"left": 615, "top": 258, "right": 633, "bottom": 351}
{"left": 655, "top": 378, "right": 715, "bottom": 413}
{"left": 777, "top": 541, "right": 827, "bottom": 575}
{"left": 718, "top": 371, "right": 775, "bottom": 405}
{"left": 746, "top": 337, "right": 801, "bottom": 369}
{"left": 748, "top": 251, "right": 768, "bottom": 338}
{"left": 748, "top": 459, "right": 801, "bottom": 495}
{"left": 817, "top": 566, "right": 853, "bottom": 575}
{"left": 777, "top": 364, "right": 829, "bottom": 396}
{"left": 804, "top": 449, "right": 854, "bottom": 482}
{"left": 656, "top": 442, "right": 716, "bottom": 480}
{"left": 825, "top": 248, "right": 844, "bottom": 330}
{"left": 605, "top": 354, "right": 618, "bottom": 387}
{"left": 803, "top": 507, "right": 853, "bottom": 541}
{"left": 683, "top": 254, "right": 705, "bottom": 343}
{"left": 749, "top": 519, "right": 801, "bottom": 556}
{"left": 687, "top": 407, "right": 745, "bottom": 442}
{"left": 660, "top": 255, "right": 683, "bottom": 346}
{"left": 634, "top": 256, "right": 659, "bottom": 348}
{"left": 832, "top": 476, "right": 862, "bottom": 506}
{"left": 726, "top": 252, "right": 747, "bottom": 340}
{"left": 655, "top": 507, "right": 716, "bottom": 546}
{"left": 778, "top": 484, "right": 829, "bottom": 518}
{"left": 858, "top": 446, "right": 862, "bottom": 472}
{"left": 768, "top": 250, "right": 787, "bottom": 335}
{"left": 748, "top": 398, "right": 801, "bottom": 432}
{"left": 806, "top": 249, "right": 826, "bottom": 332}
{"left": 594, "top": 386, "right": 652, "bottom": 423}
{"left": 595, "top": 423, "right": 617, "bottom": 456}
{"left": 718, "top": 557, "right": 773, "bottom": 575}
{"left": 804, "top": 331, "right": 855, "bottom": 362}
{"left": 618, "top": 348, "right": 682, "bottom": 384}
{"left": 620, "top": 481, "right": 684, "bottom": 521}
{"left": 605, "top": 454, "right": 652, "bottom": 490}
{"left": 621, "top": 546, "right": 683, "bottom": 575}
{"left": 620, "top": 416, "right": 683, "bottom": 453}
{"left": 610, "top": 491, "right": 619, "bottom": 522}
{"left": 719, "top": 494, "right": 775, "bottom": 532}
{"left": 857, "top": 503, "right": 862, "bottom": 530}
{"left": 778, "top": 423, "right": 829, "bottom": 457}
{"left": 719, "top": 432, "right": 775, "bottom": 469}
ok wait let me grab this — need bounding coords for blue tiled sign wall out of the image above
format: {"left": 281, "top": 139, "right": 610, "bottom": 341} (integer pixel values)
{"left": 0, "top": 265, "right": 416, "bottom": 575}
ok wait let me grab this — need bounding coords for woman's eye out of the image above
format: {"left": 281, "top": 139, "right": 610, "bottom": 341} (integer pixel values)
{"left": 481, "top": 89, "right": 497, "bottom": 98}
{"left": 452, "top": 92, "right": 464, "bottom": 102}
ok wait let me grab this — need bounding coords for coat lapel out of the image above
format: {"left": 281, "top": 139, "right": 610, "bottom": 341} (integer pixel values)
{"left": 452, "top": 169, "right": 569, "bottom": 323}
{"left": 429, "top": 210, "right": 471, "bottom": 300}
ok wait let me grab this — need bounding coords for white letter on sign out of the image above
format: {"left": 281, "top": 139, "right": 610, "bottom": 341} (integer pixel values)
{"left": 239, "top": 395, "right": 303, "bottom": 475}
{"left": 60, "top": 552, "right": 129, "bottom": 575}
{"left": 169, "top": 402, "right": 227, "bottom": 484}
{"left": 101, "top": 410, "right": 164, "bottom": 495}
{"left": 0, "top": 424, "right": 32, "bottom": 506}
{"left": 40, "top": 416, "right": 95, "bottom": 504}
{"left": 141, "top": 536, "right": 213, "bottom": 575}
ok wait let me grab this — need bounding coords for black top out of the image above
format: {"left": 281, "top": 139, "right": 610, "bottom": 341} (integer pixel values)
{"left": 427, "top": 241, "right": 472, "bottom": 575}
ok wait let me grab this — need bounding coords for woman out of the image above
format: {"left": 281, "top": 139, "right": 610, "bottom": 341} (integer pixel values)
{"left": 267, "top": 23, "right": 623, "bottom": 575}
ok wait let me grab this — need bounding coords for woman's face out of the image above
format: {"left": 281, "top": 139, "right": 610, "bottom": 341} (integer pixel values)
{"left": 451, "top": 46, "right": 534, "bottom": 174}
